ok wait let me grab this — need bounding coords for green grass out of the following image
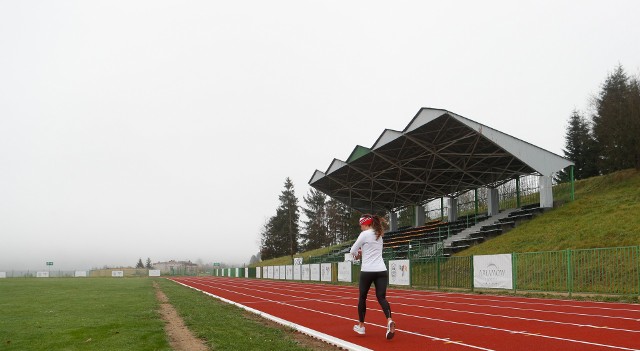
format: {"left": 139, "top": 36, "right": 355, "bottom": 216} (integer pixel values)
{"left": 460, "top": 169, "right": 640, "bottom": 255}
{"left": 0, "top": 278, "right": 325, "bottom": 351}
{"left": 0, "top": 278, "right": 168, "bottom": 351}
{"left": 156, "top": 279, "right": 318, "bottom": 351}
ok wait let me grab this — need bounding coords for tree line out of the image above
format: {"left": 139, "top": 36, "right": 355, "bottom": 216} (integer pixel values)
{"left": 557, "top": 64, "right": 640, "bottom": 181}
{"left": 259, "top": 177, "right": 361, "bottom": 260}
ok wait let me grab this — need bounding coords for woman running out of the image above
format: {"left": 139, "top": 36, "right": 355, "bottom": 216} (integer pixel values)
{"left": 350, "top": 214, "right": 395, "bottom": 340}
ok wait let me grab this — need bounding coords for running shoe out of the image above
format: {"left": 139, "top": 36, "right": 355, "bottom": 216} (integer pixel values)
{"left": 386, "top": 320, "right": 395, "bottom": 340}
{"left": 353, "top": 324, "right": 365, "bottom": 335}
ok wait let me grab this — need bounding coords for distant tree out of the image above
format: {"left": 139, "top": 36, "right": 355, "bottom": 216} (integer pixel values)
{"left": 249, "top": 254, "right": 260, "bottom": 265}
{"left": 259, "top": 178, "right": 300, "bottom": 260}
{"left": 301, "top": 188, "right": 328, "bottom": 251}
{"left": 398, "top": 205, "right": 415, "bottom": 227}
{"left": 326, "top": 198, "right": 360, "bottom": 244}
{"left": 556, "top": 109, "right": 600, "bottom": 182}
{"left": 592, "top": 65, "right": 640, "bottom": 172}
{"left": 135, "top": 258, "right": 144, "bottom": 268}
{"left": 145, "top": 258, "right": 152, "bottom": 269}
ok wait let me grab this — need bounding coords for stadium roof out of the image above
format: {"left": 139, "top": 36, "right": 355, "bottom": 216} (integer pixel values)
{"left": 309, "top": 108, "right": 574, "bottom": 214}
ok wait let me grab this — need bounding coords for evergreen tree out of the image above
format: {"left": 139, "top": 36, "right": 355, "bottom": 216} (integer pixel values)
{"left": 326, "top": 198, "right": 361, "bottom": 244}
{"left": 556, "top": 110, "right": 599, "bottom": 182}
{"left": 259, "top": 178, "right": 300, "bottom": 260}
{"left": 135, "top": 258, "right": 144, "bottom": 268}
{"left": 592, "top": 65, "right": 640, "bottom": 172}
{"left": 301, "top": 188, "right": 328, "bottom": 251}
{"left": 398, "top": 205, "right": 415, "bottom": 227}
{"left": 145, "top": 257, "right": 152, "bottom": 269}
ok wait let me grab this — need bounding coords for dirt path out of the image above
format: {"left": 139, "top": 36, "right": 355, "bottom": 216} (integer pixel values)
{"left": 154, "top": 282, "right": 209, "bottom": 351}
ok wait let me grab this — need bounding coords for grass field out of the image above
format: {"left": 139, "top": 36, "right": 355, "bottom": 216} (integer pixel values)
{"left": 0, "top": 278, "right": 327, "bottom": 351}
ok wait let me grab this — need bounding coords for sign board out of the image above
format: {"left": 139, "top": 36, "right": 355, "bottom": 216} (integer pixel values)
{"left": 213, "top": 262, "right": 220, "bottom": 266}
{"left": 256, "top": 267, "right": 262, "bottom": 278}
{"left": 112, "top": 270, "right": 124, "bottom": 277}
{"left": 279, "top": 265, "right": 286, "bottom": 280}
{"left": 293, "top": 264, "right": 301, "bottom": 280}
{"left": 0, "top": 272, "right": 6, "bottom": 278}
{"left": 473, "top": 254, "right": 513, "bottom": 289}
{"left": 37, "top": 271, "right": 49, "bottom": 278}
{"left": 389, "top": 259, "right": 410, "bottom": 286}
{"left": 267, "top": 266, "right": 274, "bottom": 279}
{"left": 310, "top": 263, "right": 320, "bottom": 281}
{"left": 293, "top": 257, "right": 303, "bottom": 265}
{"left": 337, "top": 262, "right": 352, "bottom": 282}
{"left": 74, "top": 271, "right": 87, "bottom": 277}
{"left": 149, "top": 270, "right": 161, "bottom": 277}
{"left": 301, "top": 264, "right": 310, "bottom": 280}
{"left": 285, "top": 265, "right": 293, "bottom": 280}
{"left": 320, "top": 263, "right": 332, "bottom": 282}
{"left": 46, "top": 262, "right": 53, "bottom": 266}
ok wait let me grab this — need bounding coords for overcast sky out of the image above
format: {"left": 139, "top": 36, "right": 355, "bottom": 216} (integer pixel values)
{"left": 1, "top": 1, "right": 639, "bottom": 271}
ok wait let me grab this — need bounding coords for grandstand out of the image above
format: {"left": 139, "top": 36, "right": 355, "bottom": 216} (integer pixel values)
{"left": 309, "top": 108, "right": 574, "bottom": 260}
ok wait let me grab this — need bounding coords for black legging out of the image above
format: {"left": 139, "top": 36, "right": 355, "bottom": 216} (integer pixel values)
{"left": 358, "top": 270, "right": 392, "bottom": 322}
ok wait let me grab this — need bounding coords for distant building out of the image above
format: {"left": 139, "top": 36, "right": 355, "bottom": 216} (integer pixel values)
{"left": 153, "top": 260, "right": 198, "bottom": 274}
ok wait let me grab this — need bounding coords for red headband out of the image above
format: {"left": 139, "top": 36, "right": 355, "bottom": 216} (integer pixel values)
{"left": 359, "top": 216, "right": 373, "bottom": 226}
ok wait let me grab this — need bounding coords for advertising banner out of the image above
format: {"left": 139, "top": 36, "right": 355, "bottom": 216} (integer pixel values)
{"left": 389, "top": 260, "right": 410, "bottom": 286}
{"left": 337, "top": 261, "right": 352, "bottom": 282}
{"left": 473, "top": 254, "right": 513, "bottom": 289}
{"left": 286, "top": 265, "right": 293, "bottom": 280}
{"left": 310, "top": 263, "right": 320, "bottom": 281}
{"left": 293, "top": 264, "right": 301, "bottom": 280}
{"left": 301, "top": 264, "right": 310, "bottom": 280}
{"left": 320, "top": 263, "right": 332, "bottom": 282}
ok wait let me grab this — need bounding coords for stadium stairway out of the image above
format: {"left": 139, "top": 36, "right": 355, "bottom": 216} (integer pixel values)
{"left": 443, "top": 205, "right": 546, "bottom": 256}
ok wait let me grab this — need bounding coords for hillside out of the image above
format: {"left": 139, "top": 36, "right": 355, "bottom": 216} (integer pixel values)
{"left": 460, "top": 169, "right": 640, "bottom": 255}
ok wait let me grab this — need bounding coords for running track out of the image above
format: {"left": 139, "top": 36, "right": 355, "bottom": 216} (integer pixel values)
{"left": 168, "top": 276, "right": 640, "bottom": 351}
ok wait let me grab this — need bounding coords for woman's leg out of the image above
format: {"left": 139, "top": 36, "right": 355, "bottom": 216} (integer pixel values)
{"left": 372, "top": 271, "right": 391, "bottom": 319}
{"left": 358, "top": 271, "right": 375, "bottom": 323}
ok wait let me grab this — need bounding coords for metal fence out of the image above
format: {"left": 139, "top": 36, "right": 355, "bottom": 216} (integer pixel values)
{"left": 408, "top": 246, "right": 640, "bottom": 296}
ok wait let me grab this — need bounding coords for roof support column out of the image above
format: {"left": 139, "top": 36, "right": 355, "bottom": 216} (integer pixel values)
{"left": 389, "top": 211, "right": 398, "bottom": 232}
{"left": 414, "top": 205, "right": 425, "bottom": 227}
{"left": 448, "top": 197, "right": 458, "bottom": 222}
{"left": 539, "top": 175, "right": 553, "bottom": 208}
{"left": 487, "top": 187, "right": 500, "bottom": 216}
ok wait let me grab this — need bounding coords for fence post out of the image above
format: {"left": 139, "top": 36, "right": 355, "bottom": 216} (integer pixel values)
{"left": 436, "top": 255, "right": 441, "bottom": 290}
{"left": 470, "top": 255, "right": 474, "bottom": 292}
{"left": 512, "top": 253, "right": 517, "bottom": 294}
{"left": 567, "top": 248, "right": 573, "bottom": 297}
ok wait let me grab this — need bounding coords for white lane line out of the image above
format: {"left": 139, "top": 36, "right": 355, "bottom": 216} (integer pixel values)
{"left": 184, "top": 277, "right": 640, "bottom": 351}
{"left": 213, "top": 277, "right": 640, "bottom": 323}
{"left": 176, "top": 278, "right": 496, "bottom": 351}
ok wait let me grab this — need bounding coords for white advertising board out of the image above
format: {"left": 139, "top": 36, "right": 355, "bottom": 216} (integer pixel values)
{"left": 389, "top": 260, "right": 410, "bottom": 286}
{"left": 320, "top": 263, "right": 332, "bottom": 282}
{"left": 310, "top": 263, "right": 320, "bottom": 281}
{"left": 293, "top": 264, "right": 301, "bottom": 280}
{"left": 236, "top": 268, "right": 241, "bottom": 277}
{"left": 74, "top": 271, "right": 87, "bottom": 277}
{"left": 337, "top": 262, "right": 352, "bottom": 282}
{"left": 293, "top": 257, "right": 303, "bottom": 265}
{"left": 112, "top": 271, "right": 124, "bottom": 277}
{"left": 37, "top": 271, "right": 49, "bottom": 278}
{"left": 286, "top": 265, "right": 293, "bottom": 280}
{"left": 473, "top": 254, "right": 513, "bottom": 289}
{"left": 245, "top": 267, "right": 249, "bottom": 277}
{"left": 301, "top": 264, "right": 310, "bottom": 280}
{"left": 274, "top": 266, "right": 280, "bottom": 279}
{"left": 268, "top": 266, "right": 274, "bottom": 279}
{"left": 279, "top": 265, "right": 286, "bottom": 280}
{"left": 0, "top": 272, "right": 6, "bottom": 278}
{"left": 148, "top": 270, "right": 160, "bottom": 277}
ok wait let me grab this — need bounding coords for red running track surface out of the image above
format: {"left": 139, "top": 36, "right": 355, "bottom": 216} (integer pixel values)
{"left": 169, "top": 276, "right": 640, "bottom": 351}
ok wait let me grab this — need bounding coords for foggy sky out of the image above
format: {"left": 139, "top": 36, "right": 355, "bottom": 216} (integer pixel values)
{"left": 1, "top": 0, "right": 639, "bottom": 271}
